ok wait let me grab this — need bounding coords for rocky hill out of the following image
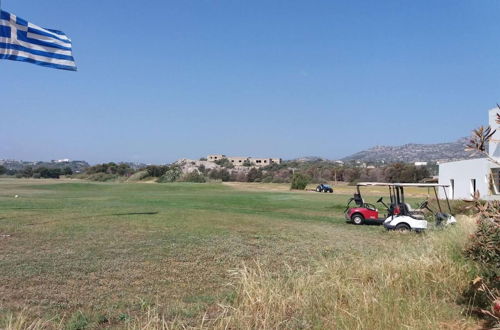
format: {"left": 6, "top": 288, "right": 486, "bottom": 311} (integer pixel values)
{"left": 342, "top": 137, "right": 477, "bottom": 163}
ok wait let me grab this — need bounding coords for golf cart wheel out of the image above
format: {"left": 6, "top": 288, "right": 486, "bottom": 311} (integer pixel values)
{"left": 351, "top": 214, "right": 364, "bottom": 225}
{"left": 329, "top": 189, "right": 333, "bottom": 193}
{"left": 395, "top": 223, "right": 411, "bottom": 231}
{"left": 316, "top": 188, "right": 321, "bottom": 192}
{"left": 323, "top": 189, "right": 328, "bottom": 193}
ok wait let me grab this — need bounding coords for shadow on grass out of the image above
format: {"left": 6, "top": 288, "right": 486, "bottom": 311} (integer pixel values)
{"left": 111, "top": 212, "right": 159, "bottom": 216}
{"left": 0, "top": 207, "right": 62, "bottom": 210}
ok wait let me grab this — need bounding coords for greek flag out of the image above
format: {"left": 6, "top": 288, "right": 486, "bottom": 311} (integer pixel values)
{"left": 0, "top": 10, "right": 76, "bottom": 71}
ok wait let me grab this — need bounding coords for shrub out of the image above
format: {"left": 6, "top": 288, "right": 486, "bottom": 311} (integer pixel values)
{"left": 21, "top": 166, "right": 34, "bottom": 178}
{"left": 127, "top": 170, "right": 150, "bottom": 182}
{"left": 209, "top": 169, "right": 230, "bottom": 182}
{"left": 63, "top": 167, "right": 73, "bottom": 176}
{"left": 35, "top": 167, "right": 61, "bottom": 179}
{"left": 181, "top": 171, "right": 206, "bottom": 183}
{"left": 87, "top": 173, "right": 119, "bottom": 182}
{"left": 261, "top": 176, "right": 273, "bottom": 183}
{"left": 215, "top": 158, "right": 234, "bottom": 169}
{"left": 86, "top": 163, "right": 133, "bottom": 176}
{"left": 67, "top": 311, "right": 90, "bottom": 330}
{"left": 157, "top": 167, "right": 182, "bottom": 183}
{"left": 247, "top": 168, "right": 263, "bottom": 182}
{"left": 146, "top": 165, "right": 169, "bottom": 178}
{"left": 465, "top": 219, "right": 500, "bottom": 278}
{"left": 290, "top": 173, "right": 309, "bottom": 190}
{"left": 0, "top": 165, "right": 6, "bottom": 175}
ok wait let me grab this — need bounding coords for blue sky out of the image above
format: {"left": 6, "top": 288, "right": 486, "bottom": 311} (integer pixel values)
{"left": 1, "top": 0, "right": 499, "bottom": 164}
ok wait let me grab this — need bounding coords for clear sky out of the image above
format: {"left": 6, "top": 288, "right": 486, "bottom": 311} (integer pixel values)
{"left": 1, "top": 0, "right": 499, "bottom": 164}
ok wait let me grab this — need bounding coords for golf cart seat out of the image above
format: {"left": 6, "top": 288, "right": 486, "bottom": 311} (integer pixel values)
{"left": 353, "top": 193, "right": 363, "bottom": 206}
{"left": 403, "top": 203, "right": 425, "bottom": 220}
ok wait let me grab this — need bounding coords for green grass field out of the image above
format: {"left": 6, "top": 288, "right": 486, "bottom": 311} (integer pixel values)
{"left": 0, "top": 179, "right": 479, "bottom": 329}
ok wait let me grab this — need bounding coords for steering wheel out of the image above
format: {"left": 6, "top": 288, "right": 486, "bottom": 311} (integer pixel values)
{"left": 418, "top": 200, "right": 428, "bottom": 210}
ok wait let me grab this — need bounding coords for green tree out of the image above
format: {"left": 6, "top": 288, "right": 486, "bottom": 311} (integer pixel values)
{"left": 22, "top": 166, "right": 34, "bottom": 178}
{"left": 247, "top": 168, "right": 263, "bottom": 182}
{"left": 0, "top": 165, "right": 6, "bottom": 175}
{"left": 290, "top": 173, "right": 309, "bottom": 190}
{"left": 63, "top": 167, "right": 73, "bottom": 175}
{"left": 214, "top": 158, "right": 235, "bottom": 169}
{"left": 146, "top": 165, "right": 169, "bottom": 177}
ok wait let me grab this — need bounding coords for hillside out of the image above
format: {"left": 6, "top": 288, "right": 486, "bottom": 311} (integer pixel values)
{"left": 342, "top": 137, "right": 477, "bottom": 163}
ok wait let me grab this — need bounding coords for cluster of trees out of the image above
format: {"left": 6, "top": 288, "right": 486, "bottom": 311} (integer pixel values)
{"left": 1, "top": 159, "right": 432, "bottom": 185}
{"left": 341, "top": 163, "right": 430, "bottom": 183}
{"left": 280, "top": 162, "right": 430, "bottom": 184}
{"left": 86, "top": 163, "right": 134, "bottom": 176}
{"left": 11, "top": 166, "right": 73, "bottom": 179}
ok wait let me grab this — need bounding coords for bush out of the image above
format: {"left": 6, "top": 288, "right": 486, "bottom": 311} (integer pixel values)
{"left": 21, "top": 166, "right": 34, "bottom": 178}
{"left": 157, "top": 167, "right": 182, "bottom": 183}
{"left": 127, "top": 170, "right": 150, "bottom": 182}
{"left": 290, "top": 173, "right": 309, "bottom": 190}
{"left": 181, "top": 171, "right": 206, "bottom": 183}
{"left": 465, "top": 219, "right": 500, "bottom": 278}
{"left": 215, "top": 158, "right": 234, "bottom": 169}
{"left": 261, "top": 176, "right": 273, "bottom": 183}
{"left": 35, "top": 167, "right": 61, "bottom": 179}
{"left": 146, "top": 165, "right": 169, "bottom": 177}
{"left": 247, "top": 168, "right": 263, "bottom": 182}
{"left": 208, "top": 169, "right": 230, "bottom": 182}
{"left": 0, "top": 165, "right": 6, "bottom": 175}
{"left": 86, "top": 173, "right": 119, "bottom": 182}
{"left": 86, "top": 163, "right": 133, "bottom": 176}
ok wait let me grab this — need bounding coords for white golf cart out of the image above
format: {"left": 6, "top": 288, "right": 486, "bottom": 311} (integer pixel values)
{"left": 353, "top": 183, "right": 457, "bottom": 232}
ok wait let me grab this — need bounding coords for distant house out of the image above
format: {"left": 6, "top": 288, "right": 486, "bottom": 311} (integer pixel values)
{"left": 439, "top": 108, "right": 500, "bottom": 200}
{"left": 207, "top": 155, "right": 282, "bottom": 167}
{"left": 414, "top": 161, "right": 428, "bottom": 166}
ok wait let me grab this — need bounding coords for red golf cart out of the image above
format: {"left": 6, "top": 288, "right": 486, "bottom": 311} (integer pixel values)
{"left": 344, "top": 183, "right": 388, "bottom": 225}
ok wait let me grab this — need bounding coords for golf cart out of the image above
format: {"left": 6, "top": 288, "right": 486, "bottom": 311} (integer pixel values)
{"left": 344, "top": 183, "right": 389, "bottom": 225}
{"left": 345, "top": 182, "right": 457, "bottom": 231}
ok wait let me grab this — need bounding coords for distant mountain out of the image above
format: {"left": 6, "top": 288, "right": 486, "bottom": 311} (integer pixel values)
{"left": 342, "top": 137, "right": 477, "bottom": 163}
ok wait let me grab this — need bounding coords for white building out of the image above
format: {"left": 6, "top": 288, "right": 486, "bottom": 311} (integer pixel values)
{"left": 206, "top": 155, "right": 282, "bottom": 167}
{"left": 439, "top": 108, "right": 500, "bottom": 200}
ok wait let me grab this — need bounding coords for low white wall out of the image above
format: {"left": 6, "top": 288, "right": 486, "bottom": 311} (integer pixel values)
{"left": 438, "top": 158, "right": 490, "bottom": 200}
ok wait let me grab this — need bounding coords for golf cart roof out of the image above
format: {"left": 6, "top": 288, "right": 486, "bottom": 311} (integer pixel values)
{"left": 357, "top": 182, "right": 449, "bottom": 188}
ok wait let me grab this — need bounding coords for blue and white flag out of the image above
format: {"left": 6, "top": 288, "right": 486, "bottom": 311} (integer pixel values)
{"left": 0, "top": 10, "right": 76, "bottom": 71}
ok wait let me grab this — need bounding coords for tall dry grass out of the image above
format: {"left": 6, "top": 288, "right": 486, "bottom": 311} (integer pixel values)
{"left": 1, "top": 311, "right": 61, "bottom": 330}
{"left": 209, "top": 218, "right": 478, "bottom": 329}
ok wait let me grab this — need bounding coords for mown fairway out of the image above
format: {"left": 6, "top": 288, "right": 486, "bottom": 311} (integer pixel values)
{"left": 0, "top": 179, "right": 477, "bottom": 328}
